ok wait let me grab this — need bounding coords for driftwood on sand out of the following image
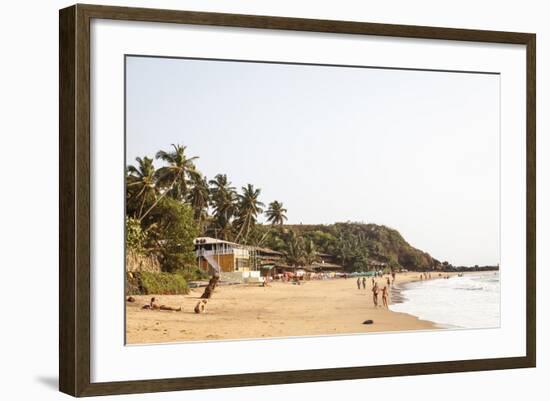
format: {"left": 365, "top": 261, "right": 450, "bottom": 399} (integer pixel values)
{"left": 200, "top": 275, "right": 219, "bottom": 299}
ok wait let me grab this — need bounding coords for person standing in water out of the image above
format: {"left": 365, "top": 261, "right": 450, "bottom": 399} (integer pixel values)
{"left": 372, "top": 282, "right": 379, "bottom": 307}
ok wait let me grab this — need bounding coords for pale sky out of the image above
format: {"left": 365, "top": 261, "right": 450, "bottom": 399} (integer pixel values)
{"left": 126, "top": 56, "right": 500, "bottom": 267}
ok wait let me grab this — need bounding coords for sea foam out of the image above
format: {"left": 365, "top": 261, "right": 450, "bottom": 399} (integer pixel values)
{"left": 389, "top": 272, "right": 500, "bottom": 329}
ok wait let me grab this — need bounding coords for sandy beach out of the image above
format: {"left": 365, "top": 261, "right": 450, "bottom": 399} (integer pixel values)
{"left": 126, "top": 272, "right": 457, "bottom": 344}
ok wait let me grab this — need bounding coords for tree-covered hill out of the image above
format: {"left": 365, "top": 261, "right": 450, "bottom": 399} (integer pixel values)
{"left": 262, "top": 222, "right": 441, "bottom": 272}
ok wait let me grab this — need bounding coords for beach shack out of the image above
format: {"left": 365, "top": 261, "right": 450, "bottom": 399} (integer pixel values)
{"left": 255, "top": 247, "right": 284, "bottom": 270}
{"left": 310, "top": 261, "right": 344, "bottom": 273}
{"left": 194, "top": 237, "right": 282, "bottom": 283}
{"left": 317, "top": 252, "right": 340, "bottom": 266}
{"left": 368, "top": 259, "right": 387, "bottom": 273}
{"left": 195, "top": 237, "right": 253, "bottom": 272}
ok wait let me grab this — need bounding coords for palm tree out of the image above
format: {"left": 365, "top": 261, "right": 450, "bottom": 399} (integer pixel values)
{"left": 335, "top": 233, "right": 352, "bottom": 268}
{"left": 187, "top": 173, "right": 210, "bottom": 234}
{"left": 139, "top": 144, "right": 199, "bottom": 220}
{"left": 284, "top": 230, "right": 305, "bottom": 267}
{"left": 303, "top": 238, "right": 317, "bottom": 266}
{"left": 155, "top": 144, "right": 199, "bottom": 200}
{"left": 265, "top": 201, "right": 288, "bottom": 226}
{"left": 209, "top": 174, "right": 238, "bottom": 240}
{"left": 257, "top": 200, "right": 288, "bottom": 245}
{"left": 234, "top": 184, "right": 265, "bottom": 243}
{"left": 126, "top": 156, "right": 157, "bottom": 219}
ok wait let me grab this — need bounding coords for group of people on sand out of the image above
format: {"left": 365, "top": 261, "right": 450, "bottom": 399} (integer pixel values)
{"left": 371, "top": 281, "right": 389, "bottom": 308}
{"left": 420, "top": 272, "right": 455, "bottom": 280}
{"left": 356, "top": 275, "right": 391, "bottom": 308}
{"left": 139, "top": 297, "right": 182, "bottom": 312}
{"left": 127, "top": 296, "right": 208, "bottom": 314}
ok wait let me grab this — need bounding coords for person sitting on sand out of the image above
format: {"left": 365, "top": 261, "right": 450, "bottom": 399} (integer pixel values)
{"left": 362, "top": 276, "right": 367, "bottom": 289}
{"left": 142, "top": 297, "right": 181, "bottom": 312}
{"left": 194, "top": 299, "right": 207, "bottom": 314}
{"left": 372, "top": 282, "right": 379, "bottom": 307}
{"left": 381, "top": 286, "right": 389, "bottom": 308}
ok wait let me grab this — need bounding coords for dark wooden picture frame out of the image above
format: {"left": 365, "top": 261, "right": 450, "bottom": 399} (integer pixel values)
{"left": 59, "top": 3, "right": 536, "bottom": 397}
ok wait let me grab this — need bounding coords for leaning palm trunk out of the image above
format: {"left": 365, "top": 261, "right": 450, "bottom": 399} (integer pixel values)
{"left": 258, "top": 224, "right": 278, "bottom": 246}
{"left": 234, "top": 218, "right": 245, "bottom": 243}
{"left": 138, "top": 173, "right": 180, "bottom": 221}
{"left": 137, "top": 193, "right": 149, "bottom": 219}
{"left": 234, "top": 216, "right": 251, "bottom": 243}
{"left": 200, "top": 275, "right": 219, "bottom": 299}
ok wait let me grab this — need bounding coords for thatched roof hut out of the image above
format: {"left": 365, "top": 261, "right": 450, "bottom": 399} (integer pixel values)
{"left": 310, "top": 261, "right": 344, "bottom": 272}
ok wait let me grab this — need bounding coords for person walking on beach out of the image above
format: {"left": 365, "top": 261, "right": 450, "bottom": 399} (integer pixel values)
{"left": 387, "top": 277, "right": 391, "bottom": 288}
{"left": 372, "top": 282, "right": 379, "bottom": 307}
{"left": 362, "top": 276, "right": 367, "bottom": 289}
{"left": 357, "top": 277, "right": 361, "bottom": 290}
{"left": 381, "top": 286, "right": 389, "bottom": 308}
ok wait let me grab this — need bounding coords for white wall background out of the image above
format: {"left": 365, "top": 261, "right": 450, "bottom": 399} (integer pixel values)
{"left": 0, "top": 0, "right": 546, "bottom": 400}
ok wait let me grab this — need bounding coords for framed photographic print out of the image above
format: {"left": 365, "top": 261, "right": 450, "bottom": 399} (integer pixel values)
{"left": 59, "top": 4, "right": 536, "bottom": 397}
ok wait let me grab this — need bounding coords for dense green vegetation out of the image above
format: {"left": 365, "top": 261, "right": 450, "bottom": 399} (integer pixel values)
{"left": 126, "top": 143, "right": 445, "bottom": 274}
{"left": 127, "top": 271, "right": 189, "bottom": 295}
{"left": 262, "top": 223, "right": 441, "bottom": 271}
{"left": 126, "top": 144, "right": 289, "bottom": 274}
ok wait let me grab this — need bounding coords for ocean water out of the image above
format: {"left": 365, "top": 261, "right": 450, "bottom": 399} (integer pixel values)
{"left": 389, "top": 272, "right": 500, "bottom": 329}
